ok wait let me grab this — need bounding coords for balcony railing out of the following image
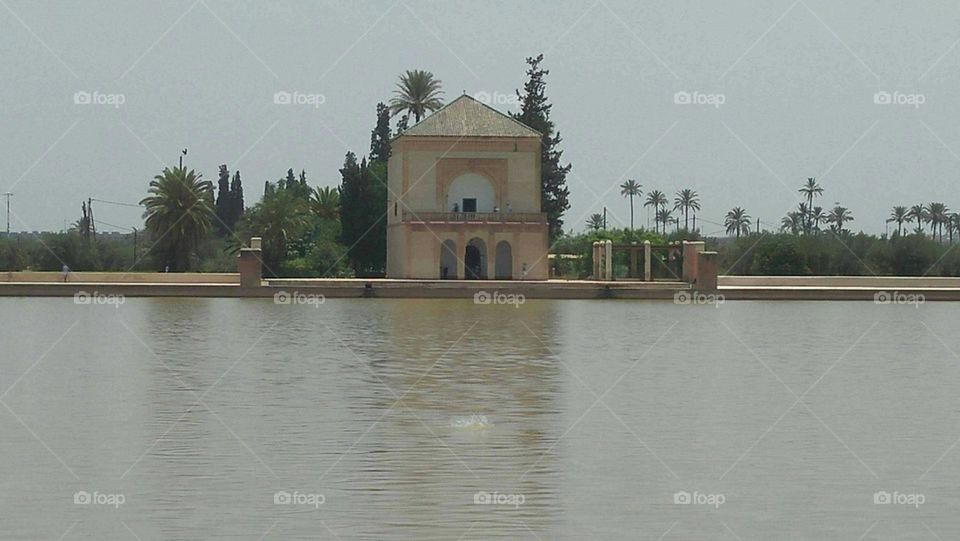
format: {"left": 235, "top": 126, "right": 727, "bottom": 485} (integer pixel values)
{"left": 402, "top": 211, "right": 547, "bottom": 224}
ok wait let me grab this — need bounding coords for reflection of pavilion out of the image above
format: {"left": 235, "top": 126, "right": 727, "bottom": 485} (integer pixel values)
{"left": 386, "top": 95, "right": 549, "bottom": 280}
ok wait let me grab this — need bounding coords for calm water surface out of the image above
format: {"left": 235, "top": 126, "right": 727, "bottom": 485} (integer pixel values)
{"left": 1, "top": 298, "right": 959, "bottom": 539}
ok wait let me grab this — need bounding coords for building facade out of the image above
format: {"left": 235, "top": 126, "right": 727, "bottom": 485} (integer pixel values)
{"left": 386, "top": 95, "right": 549, "bottom": 280}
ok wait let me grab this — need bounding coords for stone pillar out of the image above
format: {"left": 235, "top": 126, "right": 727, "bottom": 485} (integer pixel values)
{"left": 604, "top": 240, "right": 613, "bottom": 281}
{"left": 592, "top": 242, "right": 600, "bottom": 279}
{"left": 695, "top": 251, "right": 718, "bottom": 292}
{"left": 643, "top": 240, "right": 652, "bottom": 281}
{"left": 682, "top": 241, "right": 705, "bottom": 283}
{"left": 239, "top": 236, "right": 263, "bottom": 288}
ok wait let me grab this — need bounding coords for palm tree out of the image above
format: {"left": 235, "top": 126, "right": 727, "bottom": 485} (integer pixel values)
{"left": 242, "top": 188, "right": 310, "bottom": 272}
{"left": 798, "top": 177, "right": 823, "bottom": 233}
{"left": 619, "top": 179, "right": 642, "bottom": 230}
{"left": 389, "top": 70, "right": 444, "bottom": 123}
{"left": 928, "top": 202, "right": 948, "bottom": 242}
{"left": 644, "top": 190, "right": 667, "bottom": 233}
{"left": 780, "top": 211, "right": 802, "bottom": 234}
{"left": 587, "top": 213, "right": 604, "bottom": 231}
{"left": 826, "top": 205, "right": 854, "bottom": 233}
{"left": 909, "top": 204, "right": 927, "bottom": 234}
{"left": 810, "top": 206, "right": 827, "bottom": 233}
{"left": 656, "top": 208, "right": 676, "bottom": 234}
{"left": 140, "top": 167, "right": 215, "bottom": 271}
{"left": 310, "top": 185, "right": 340, "bottom": 221}
{"left": 950, "top": 213, "right": 960, "bottom": 244}
{"left": 673, "top": 189, "right": 700, "bottom": 231}
{"left": 887, "top": 206, "right": 908, "bottom": 236}
{"left": 724, "top": 207, "right": 751, "bottom": 238}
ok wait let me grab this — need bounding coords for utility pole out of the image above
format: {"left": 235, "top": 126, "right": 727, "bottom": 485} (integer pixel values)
{"left": 88, "top": 198, "right": 96, "bottom": 240}
{"left": 603, "top": 207, "right": 607, "bottom": 230}
{"left": 3, "top": 192, "right": 12, "bottom": 235}
{"left": 180, "top": 148, "right": 188, "bottom": 169}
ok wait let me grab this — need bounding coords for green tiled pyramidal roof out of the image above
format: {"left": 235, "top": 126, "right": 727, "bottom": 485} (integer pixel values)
{"left": 400, "top": 94, "right": 542, "bottom": 138}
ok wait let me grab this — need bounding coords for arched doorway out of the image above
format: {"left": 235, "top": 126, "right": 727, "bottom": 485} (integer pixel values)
{"left": 495, "top": 241, "right": 513, "bottom": 279}
{"left": 440, "top": 239, "right": 457, "bottom": 279}
{"left": 465, "top": 238, "right": 487, "bottom": 279}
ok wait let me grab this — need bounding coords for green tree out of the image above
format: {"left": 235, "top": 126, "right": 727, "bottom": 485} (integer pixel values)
{"left": 826, "top": 205, "right": 853, "bottom": 234}
{"left": 673, "top": 188, "right": 700, "bottom": 230}
{"left": 798, "top": 177, "right": 823, "bottom": 233}
{"left": 781, "top": 211, "right": 802, "bottom": 234}
{"left": 311, "top": 186, "right": 340, "bottom": 221}
{"left": 928, "top": 202, "right": 948, "bottom": 242}
{"left": 908, "top": 204, "right": 927, "bottom": 234}
{"left": 239, "top": 185, "right": 309, "bottom": 274}
{"left": 215, "top": 164, "right": 231, "bottom": 235}
{"left": 512, "top": 54, "right": 571, "bottom": 242}
{"left": 389, "top": 69, "right": 444, "bottom": 122}
{"left": 339, "top": 154, "right": 387, "bottom": 275}
{"left": 725, "top": 207, "right": 751, "bottom": 238}
{"left": 370, "top": 102, "right": 392, "bottom": 162}
{"left": 619, "top": 179, "right": 642, "bottom": 229}
{"left": 140, "top": 167, "right": 215, "bottom": 271}
{"left": 587, "top": 213, "right": 604, "bottom": 231}
{"left": 229, "top": 170, "right": 244, "bottom": 229}
{"left": 644, "top": 190, "right": 667, "bottom": 234}
{"left": 888, "top": 206, "right": 908, "bottom": 236}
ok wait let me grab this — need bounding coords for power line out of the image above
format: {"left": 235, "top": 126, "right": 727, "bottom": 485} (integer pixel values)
{"left": 90, "top": 198, "right": 140, "bottom": 208}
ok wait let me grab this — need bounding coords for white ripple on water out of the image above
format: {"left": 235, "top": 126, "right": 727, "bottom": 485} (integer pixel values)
{"left": 449, "top": 414, "right": 492, "bottom": 429}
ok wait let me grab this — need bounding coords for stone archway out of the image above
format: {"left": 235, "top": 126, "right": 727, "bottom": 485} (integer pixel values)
{"left": 495, "top": 240, "right": 513, "bottom": 279}
{"left": 465, "top": 238, "right": 487, "bottom": 279}
{"left": 440, "top": 239, "right": 457, "bottom": 279}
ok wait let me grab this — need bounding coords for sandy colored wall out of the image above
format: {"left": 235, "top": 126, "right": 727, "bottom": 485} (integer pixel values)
{"left": 0, "top": 272, "right": 239, "bottom": 283}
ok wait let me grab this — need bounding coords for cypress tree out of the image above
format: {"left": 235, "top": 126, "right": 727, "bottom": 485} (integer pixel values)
{"left": 370, "top": 102, "right": 392, "bottom": 162}
{"left": 512, "top": 54, "right": 572, "bottom": 242}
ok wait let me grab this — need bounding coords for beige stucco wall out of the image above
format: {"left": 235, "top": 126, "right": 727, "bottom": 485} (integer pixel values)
{"left": 386, "top": 136, "right": 547, "bottom": 280}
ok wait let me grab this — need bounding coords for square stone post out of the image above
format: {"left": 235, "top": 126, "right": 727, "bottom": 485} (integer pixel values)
{"left": 592, "top": 242, "right": 600, "bottom": 279}
{"left": 695, "top": 251, "right": 718, "bottom": 291}
{"left": 604, "top": 240, "right": 613, "bottom": 281}
{"left": 643, "top": 240, "right": 652, "bottom": 281}
{"left": 682, "top": 241, "right": 705, "bottom": 283}
{"left": 239, "top": 236, "right": 263, "bottom": 288}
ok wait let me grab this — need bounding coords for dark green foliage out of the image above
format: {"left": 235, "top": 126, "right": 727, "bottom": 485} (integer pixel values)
{"left": 512, "top": 54, "right": 571, "bottom": 243}
{"left": 339, "top": 153, "right": 387, "bottom": 275}
{"left": 370, "top": 102, "right": 392, "bottom": 162}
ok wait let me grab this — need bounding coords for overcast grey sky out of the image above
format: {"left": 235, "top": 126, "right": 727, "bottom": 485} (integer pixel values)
{"left": 3, "top": 0, "right": 960, "bottom": 235}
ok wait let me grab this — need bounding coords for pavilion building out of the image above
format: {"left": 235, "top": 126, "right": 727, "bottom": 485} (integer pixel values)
{"left": 385, "top": 94, "right": 549, "bottom": 280}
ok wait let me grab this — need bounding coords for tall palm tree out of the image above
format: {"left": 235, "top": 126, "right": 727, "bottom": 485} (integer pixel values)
{"left": 950, "top": 213, "right": 960, "bottom": 244}
{"left": 908, "top": 204, "right": 927, "bottom": 234}
{"left": 587, "top": 213, "right": 604, "bottom": 231}
{"left": 798, "top": 177, "right": 823, "bottom": 233}
{"left": 826, "top": 205, "right": 854, "bottom": 233}
{"left": 644, "top": 190, "right": 667, "bottom": 233}
{"left": 780, "top": 211, "right": 802, "bottom": 234}
{"left": 389, "top": 70, "right": 444, "bottom": 123}
{"left": 673, "top": 188, "right": 700, "bottom": 231}
{"left": 887, "top": 206, "right": 908, "bottom": 236}
{"left": 310, "top": 185, "right": 340, "bottom": 221}
{"left": 619, "top": 179, "right": 642, "bottom": 230}
{"left": 140, "top": 167, "right": 215, "bottom": 271}
{"left": 725, "top": 207, "right": 751, "bottom": 238}
{"left": 928, "top": 202, "right": 948, "bottom": 242}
